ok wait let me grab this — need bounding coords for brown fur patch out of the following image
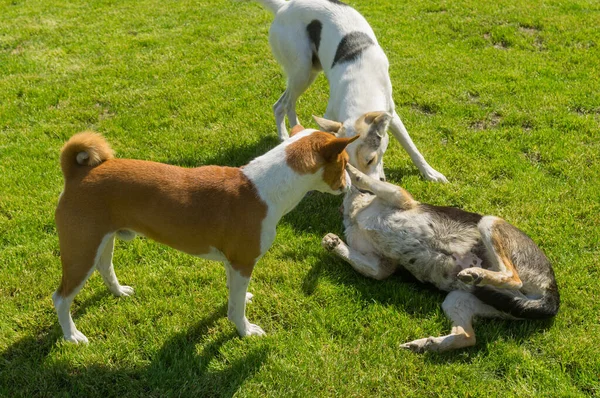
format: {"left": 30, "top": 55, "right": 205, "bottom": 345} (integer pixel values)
{"left": 491, "top": 220, "right": 523, "bottom": 287}
{"left": 56, "top": 133, "right": 268, "bottom": 296}
{"left": 290, "top": 124, "right": 305, "bottom": 137}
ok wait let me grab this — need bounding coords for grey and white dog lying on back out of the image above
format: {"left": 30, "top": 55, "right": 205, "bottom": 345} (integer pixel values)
{"left": 255, "top": 0, "right": 447, "bottom": 182}
{"left": 322, "top": 153, "right": 560, "bottom": 352}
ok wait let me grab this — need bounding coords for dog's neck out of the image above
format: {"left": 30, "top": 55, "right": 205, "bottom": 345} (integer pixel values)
{"left": 325, "top": 51, "right": 394, "bottom": 122}
{"left": 242, "top": 133, "right": 321, "bottom": 220}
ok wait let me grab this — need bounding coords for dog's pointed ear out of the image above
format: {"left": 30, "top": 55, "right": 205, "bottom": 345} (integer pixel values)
{"left": 363, "top": 111, "right": 392, "bottom": 138}
{"left": 320, "top": 135, "right": 359, "bottom": 161}
{"left": 361, "top": 111, "right": 391, "bottom": 147}
{"left": 290, "top": 124, "right": 305, "bottom": 137}
{"left": 313, "top": 115, "right": 343, "bottom": 135}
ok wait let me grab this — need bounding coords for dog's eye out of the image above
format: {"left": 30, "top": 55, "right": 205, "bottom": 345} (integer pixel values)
{"left": 366, "top": 157, "right": 375, "bottom": 166}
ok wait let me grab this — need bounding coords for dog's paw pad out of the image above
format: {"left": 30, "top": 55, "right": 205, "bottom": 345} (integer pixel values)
{"left": 457, "top": 269, "right": 483, "bottom": 285}
{"left": 400, "top": 337, "right": 439, "bottom": 353}
{"left": 321, "top": 233, "right": 342, "bottom": 251}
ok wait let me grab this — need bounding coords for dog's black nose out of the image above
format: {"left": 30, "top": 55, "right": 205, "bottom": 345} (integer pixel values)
{"left": 380, "top": 177, "right": 386, "bottom": 182}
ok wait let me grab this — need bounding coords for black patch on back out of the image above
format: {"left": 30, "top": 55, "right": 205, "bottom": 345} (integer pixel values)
{"left": 419, "top": 204, "right": 483, "bottom": 226}
{"left": 307, "top": 20, "right": 323, "bottom": 69}
{"left": 331, "top": 31, "right": 374, "bottom": 68}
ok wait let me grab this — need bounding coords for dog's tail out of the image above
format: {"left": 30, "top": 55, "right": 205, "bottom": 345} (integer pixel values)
{"left": 473, "top": 283, "right": 560, "bottom": 319}
{"left": 60, "top": 131, "right": 114, "bottom": 180}
{"left": 255, "top": 0, "right": 286, "bottom": 14}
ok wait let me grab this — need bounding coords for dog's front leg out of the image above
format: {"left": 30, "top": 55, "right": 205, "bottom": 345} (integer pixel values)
{"left": 225, "top": 262, "right": 265, "bottom": 337}
{"left": 346, "top": 164, "right": 416, "bottom": 209}
{"left": 389, "top": 112, "right": 448, "bottom": 183}
{"left": 322, "top": 233, "right": 396, "bottom": 280}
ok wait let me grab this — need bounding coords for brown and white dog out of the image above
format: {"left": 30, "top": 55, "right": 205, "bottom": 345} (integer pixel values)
{"left": 54, "top": 127, "right": 357, "bottom": 343}
{"left": 322, "top": 163, "right": 560, "bottom": 352}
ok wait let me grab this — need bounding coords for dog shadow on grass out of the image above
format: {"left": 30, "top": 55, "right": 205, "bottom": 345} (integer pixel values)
{"left": 0, "top": 299, "right": 269, "bottom": 397}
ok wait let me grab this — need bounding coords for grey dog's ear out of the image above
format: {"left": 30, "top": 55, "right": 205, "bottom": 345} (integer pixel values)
{"left": 363, "top": 111, "right": 392, "bottom": 138}
{"left": 359, "top": 111, "right": 391, "bottom": 147}
{"left": 313, "top": 115, "right": 343, "bottom": 135}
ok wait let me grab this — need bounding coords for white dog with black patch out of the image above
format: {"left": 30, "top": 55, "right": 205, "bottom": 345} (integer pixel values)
{"left": 255, "top": 0, "right": 448, "bottom": 183}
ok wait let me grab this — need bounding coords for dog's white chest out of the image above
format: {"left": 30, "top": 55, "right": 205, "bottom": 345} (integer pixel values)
{"left": 452, "top": 252, "right": 483, "bottom": 269}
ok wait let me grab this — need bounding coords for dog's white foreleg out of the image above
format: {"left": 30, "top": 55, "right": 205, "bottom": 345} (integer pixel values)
{"left": 225, "top": 262, "right": 253, "bottom": 304}
{"left": 322, "top": 233, "right": 396, "bottom": 280}
{"left": 389, "top": 112, "right": 448, "bottom": 183}
{"left": 225, "top": 262, "right": 264, "bottom": 337}
{"left": 96, "top": 234, "right": 134, "bottom": 297}
{"left": 401, "top": 290, "right": 501, "bottom": 353}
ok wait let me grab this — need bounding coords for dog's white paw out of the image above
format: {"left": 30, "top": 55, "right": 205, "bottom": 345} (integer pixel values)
{"left": 245, "top": 292, "right": 254, "bottom": 304}
{"left": 64, "top": 329, "right": 89, "bottom": 344}
{"left": 113, "top": 285, "right": 135, "bottom": 297}
{"left": 241, "top": 323, "right": 266, "bottom": 337}
{"left": 345, "top": 165, "right": 367, "bottom": 189}
{"left": 422, "top": 168, "right": 448, "bottom": 183}
{"left": 457, "top": 268, "right": 484, "bottom": 286}
{"left": 322, "top": 233, "right": 342, "bottom": 252}
{"left": 400, "top": 336, "right": 439, "bottom": 353}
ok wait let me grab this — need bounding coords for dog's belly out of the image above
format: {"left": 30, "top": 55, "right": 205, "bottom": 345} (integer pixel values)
{"left": 346, "top": 218, "right": 483, "bottom": 291}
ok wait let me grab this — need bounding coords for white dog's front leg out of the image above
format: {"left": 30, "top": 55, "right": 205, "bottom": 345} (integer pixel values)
{"left": 389, "top": 112, "right": 448, "bottom": 183}
{"left": 225, "top": 263, "right": 265, "bottom": 337}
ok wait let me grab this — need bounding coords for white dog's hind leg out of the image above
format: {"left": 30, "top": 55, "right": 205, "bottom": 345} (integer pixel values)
{"left": 225, "top": 262, "right": 265, "bottom": 337}
{"left": 401, "top": 290, "right": 502, "bottom": 353}
{"left": 96, "top": 234, "right": 134, "bottom": 297}
{"left": 322, "top": 233, "right": 396, "bottom": 280}
{"left": 269, "top": 21, "right": 317, "bottom": 140}
{"left": 389, "top": 112, "right": 448, "bottom": 183}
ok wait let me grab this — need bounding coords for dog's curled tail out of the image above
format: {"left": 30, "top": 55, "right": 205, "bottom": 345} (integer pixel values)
{"left": 255, "top": 0, "right": 286, "bottom": 14}
{"left": 473, "top": 283, "right": 560, "bottom": 320}
{"left": 60, "top": 131, "right": 114, "bottom": 179}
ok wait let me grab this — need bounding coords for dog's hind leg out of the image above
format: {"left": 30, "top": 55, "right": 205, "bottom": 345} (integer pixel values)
{"left": 53, "top": 232, "right": 112, "bottom": 343}
{"left": 272, "top": 69, "right": 318, "bottom": 141}
{"left": 96, "top": 234, "right": 134, "bottom": 297}
{"left": 401, "top": 290, "right": 502, "bottom": 353}
{"left": 388, "top": 112, "right": 448, "bottom": 183}
{"left": 322, "top": 233, "right": 397, "bottom": 280}
{"left": 269, "top": 23, "right": 317, "bottom": 140}
{"left": 346, "top": 164, "right": 417, "bottom": 209}
{"left": 457, "top": 216, "right": 523, "bottom": 290}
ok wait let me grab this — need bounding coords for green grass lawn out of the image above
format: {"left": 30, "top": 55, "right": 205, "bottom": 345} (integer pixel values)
{"left": 1, "top": 0, "right": 599, "bottom": 396}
